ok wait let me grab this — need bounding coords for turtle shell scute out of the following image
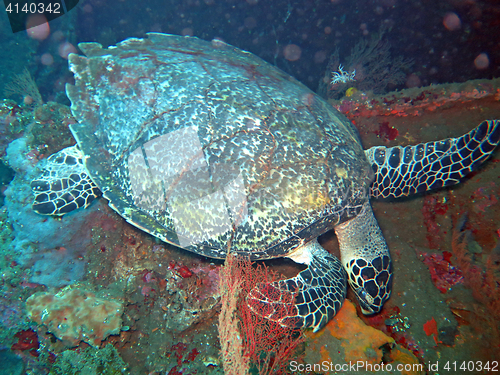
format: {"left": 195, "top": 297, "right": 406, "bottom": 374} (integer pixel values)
{"left": 66, "top": 33, "right": 372, "bottom": 259}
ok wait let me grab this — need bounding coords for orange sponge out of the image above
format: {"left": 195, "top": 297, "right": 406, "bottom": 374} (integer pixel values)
{"left": 307, "top": 299, "right": 393, "bottom": 364}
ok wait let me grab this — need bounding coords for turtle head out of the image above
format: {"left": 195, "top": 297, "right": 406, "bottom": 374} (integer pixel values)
{"left": 345, "top": 255, "right": 393, "bottom": 315}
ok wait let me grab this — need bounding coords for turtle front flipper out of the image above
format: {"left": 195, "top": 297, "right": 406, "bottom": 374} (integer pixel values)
{"left": 334, "top": 201, "right": 393, "bottom": 315}
{"left": 31, "top": 145, "right": 101, "bottom": 216}
{"left": 247, "top": 240, "right": 346, "bottom": 332}
{"left": 367, "top": 120, "right": 500, "bottom": 199}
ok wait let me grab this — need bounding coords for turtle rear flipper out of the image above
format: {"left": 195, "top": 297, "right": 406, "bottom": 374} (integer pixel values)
{"left": 367, "top": 120, "right": 500, "bottom": 199}
{"left": 247, "top": 240, "right": 346, "bottom": 332}
{"left": 31, "top": 145, "right": 101, "bottom": 216}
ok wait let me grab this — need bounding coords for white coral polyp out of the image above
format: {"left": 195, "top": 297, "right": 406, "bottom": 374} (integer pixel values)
{"left": 331, "top": 64, "right": 356, "bottom": 84}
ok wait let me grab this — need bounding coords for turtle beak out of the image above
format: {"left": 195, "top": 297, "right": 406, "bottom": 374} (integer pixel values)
{"left": 360, "top": 306, "right": 376, "bottom": 315}
{"left": 353, "top": 286, "right": 376, "bottom": 314}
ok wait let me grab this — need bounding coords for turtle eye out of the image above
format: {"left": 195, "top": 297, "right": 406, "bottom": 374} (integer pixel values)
{"left": 357, "top": 288, "right": 369, "bottom": 302}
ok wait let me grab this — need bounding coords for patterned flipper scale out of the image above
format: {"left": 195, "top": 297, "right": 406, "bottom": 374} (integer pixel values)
{"left": 247, "top": 240, "right": 346, "bottom": 332}
{"left": 31, "top": 145, "right": 101, "bottom": 215}
{"left": 367, "top": 120, "right": 500, "bottom": 199}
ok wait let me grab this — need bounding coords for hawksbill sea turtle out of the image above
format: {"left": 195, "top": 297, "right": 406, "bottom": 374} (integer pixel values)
{"left": 30, "top": 33, "right": 500, "bottom": 332}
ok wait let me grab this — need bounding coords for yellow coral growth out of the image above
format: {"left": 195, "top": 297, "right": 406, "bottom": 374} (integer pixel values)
{"left": 390, "top": 346, "right": 424, "bottom": 375}
{"left": 345, "top": 87, "right": 358, "bottom": 97}
{"left": 307, "top": 300, "right": 394, "bottom": 364}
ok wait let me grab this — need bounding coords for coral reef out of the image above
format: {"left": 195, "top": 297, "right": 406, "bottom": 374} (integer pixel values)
{"left": 306, "top": 300, "right": 424, "bottom": 374}
{"left": 218, "top": 255, "right": 305, "bottom": 375}
{"left": 320, "top": 30, "right": 412, "bottom": 99}
{"left": 11, "top": 329, "right": 39, "bottom": 357}
{"left": 418, "top": 251, "right": 463, "bottom": 294}
{"left": 421, "top": 196, "right": 449, "bottom": 250}
{"left": 451, "top": 217, "right": 500, "bottom": 327}
{"left": 102, "top": 255, "right": 221, "bottom": 373}
{"left": 26, "top": 286, "right": 123, "bottom": 347}
{"left": 330, "top": 78, "right": 500, "bottom": 120}
{"left": 308, "top": 300, "right": 395, "bottom": 364}
{"left": 28, "top": 101, "right": 75, "bottom": 158}
{"left": 0, "top": 49, "right": 497, "bottom": 372}
{"left": 330, "top": 64, "right": 356, "bottom": 85}
{"left": 0, "top": 65, "right": 74, "bottom": 162}
{"left": 0, "top": 100, "right": 32, "bottom": 158}
{"left": 144, "top": 265, "right": 219, "bottom": 332}
{"left": 3, "top": 135, "right": 113, "bottom": 288}
{"left": 48, "top": 344, "right": 127, "bottom": 375}
{"left": 166, "top": 342, "right": 201, "bottom": 375}
{"left": 341, "top": 78, "right": 500, "bottom": 367}
{"left": 4, "top": 68, "right": 43, "bottom": 108}
{"left": 218, "top": 254, "right": 249, "bottom": 375}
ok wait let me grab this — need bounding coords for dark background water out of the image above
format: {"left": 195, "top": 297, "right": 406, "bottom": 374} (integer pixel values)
{"left": 76, "top": 0, "right": 500, "bottom": 88}
{"left": 1, "top": 0, "right": 499, "bottom": 103}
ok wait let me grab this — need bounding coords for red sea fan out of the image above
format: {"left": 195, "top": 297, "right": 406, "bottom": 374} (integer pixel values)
{"left": 218, "top": 255, "right": 305, "bottom": 375}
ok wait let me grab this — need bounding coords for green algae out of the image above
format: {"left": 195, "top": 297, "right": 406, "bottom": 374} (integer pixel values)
{"left": 48, "top": 344, "right": 128, "bottom": 375}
